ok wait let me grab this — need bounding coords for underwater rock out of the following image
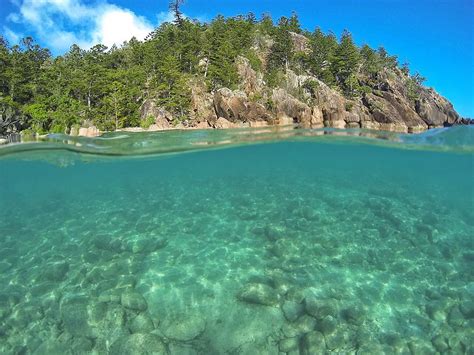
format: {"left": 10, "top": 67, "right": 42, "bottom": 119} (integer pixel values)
{"left": 33, "top": 340, "right": 70, "bottom": 355}
{"left": 124, "top": 236, "right": 168, "bottom": 254}
{"left": 0, "top": 261, "right": 12, "bottom": 273}
{"left": 278, "top": 337, "right": 300, "bottom": 353}
{"left": 425, "top": 301, "right": 447, "bottom": 321}
{"left": 70, "top": 336, "right": 94, "bottom": 353}
{"left": 282, "top": 300, "right": 304, "bottom": 322}
{"left": 447, "top": 306, "right": 465, "bottom": 328}
{"left": 325, "top": 330, "right": 355, "bottom": 351}
{"left": 168, "top": 343, "right": 199, "bottom": 355}
{"left": 264, "top": 225, "right": 285, "bottom": 241}
{"left": 431, "top": 335, "right": 449, "bottom": 352}
{"left": 121, "top": 291, "right": 148, "bottom": 312}
{"left": 305, "top": 297, "right": 337, "bottom": 320}
{"left": 237, "top": 283, "right": 279, "bottom": 306}
{"left": 315, "top": 315, "right": 337, "bottom": 335}
{"left": 0, "top": 292, "right": 20, "bottom": 319}
{"left": 408, "top": 338, "right": 435, "bottom": 354}
{"left": 340, "top": 305, "right": 365, "bottom": 325}
{"left": 60, "top": 294, "right": 95, "bottom": 337}
{"left": 301, "top": 331, "right": 326, "bottom": 354}
{"left": 110, "top": 333, "right": 166, "bottom": 354}
{"left": 42, "top": 261, "right": 69, "bottom": 281}
{"left": 128, "top": 313, "right": 155, "bottom": 334}
{"left": 161, "top": 314, "right": 206, "bottom": 341}
{"left": 459, "top": 300, "right": 474, "bottom": 319}
{"left": 293, "top": 315, "right": 317, "bottom": 333}
{"left": 98, "top": 289, "right": 122, "bottom": 303}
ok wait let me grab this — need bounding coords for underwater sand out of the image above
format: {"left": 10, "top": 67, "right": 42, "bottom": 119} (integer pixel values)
{"left": 0, "top": 127, "right": 473, "bottom": 354}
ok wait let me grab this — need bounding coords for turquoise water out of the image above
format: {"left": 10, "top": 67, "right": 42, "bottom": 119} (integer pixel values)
{"left": 0, "top": 127, "right": 473, "bottom": 354}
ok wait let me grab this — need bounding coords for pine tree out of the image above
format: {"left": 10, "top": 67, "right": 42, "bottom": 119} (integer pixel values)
{"left": 308, "top": 28, "right": 337, "bottom": 86}
{"left": 332, "top": 30, "right": 361, "bottom": 96}
{"left": 169, "top": 0, "right": 185, "bottom": 26}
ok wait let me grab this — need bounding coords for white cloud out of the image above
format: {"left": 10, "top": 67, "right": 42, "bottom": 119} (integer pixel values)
{"left": 5, "top": 0, "right": 161, "bottom": 53}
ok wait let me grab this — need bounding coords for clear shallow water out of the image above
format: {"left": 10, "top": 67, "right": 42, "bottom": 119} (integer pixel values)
{"left": 0, "top": 126, "right": 473, "bottom": 354}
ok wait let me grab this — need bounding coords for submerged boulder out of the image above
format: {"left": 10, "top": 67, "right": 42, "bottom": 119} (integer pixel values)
{"left": 237, "top": 283, "right": 279, "bottom": 306}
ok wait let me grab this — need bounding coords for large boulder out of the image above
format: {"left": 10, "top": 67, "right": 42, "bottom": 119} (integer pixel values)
{"left": 415, "top": 88, "right": 459, "bottom": 128}
{"left": 78, "top": 126, "right": 100, "bottom": 137}
{"left": 140, "top": 99, "right": 172, "bottom": 130}
{"left": 236, "top": 56, "right": 264, "bottom": 95}
{"left": 190, "top": 79, "right": 217, "bottom": 124}
{"left": 213, "top": 88, "right": 272, "bottom": 125}
{"left": 289, "top": 32, "right": 310, "bottom": 53}
{"left": 362, "top": 92, "right": 427, "bottom": 133}
{"left": 272, "top": 88, "right": 319, "bottom": 126}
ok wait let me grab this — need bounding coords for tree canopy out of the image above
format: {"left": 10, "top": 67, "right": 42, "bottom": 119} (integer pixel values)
{"left": 0, "top": 12, "right": 420, "bottom": 135}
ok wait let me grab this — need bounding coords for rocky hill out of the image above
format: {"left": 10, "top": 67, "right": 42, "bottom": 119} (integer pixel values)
{"left": 142, "top": 34, "right": 461, "bottom": 134}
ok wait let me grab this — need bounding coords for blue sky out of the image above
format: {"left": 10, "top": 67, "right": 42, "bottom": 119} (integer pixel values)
{"left": 0, "top": 0, "right": 473, "bottom": 117}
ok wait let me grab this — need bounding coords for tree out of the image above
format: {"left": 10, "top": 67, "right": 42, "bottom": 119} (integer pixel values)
{"left": 360, "top": 44, "right": 381, "bottom": 79}
{"left": 308, "top": 28, "right": 337, "bottom": 86}
{"left": 169, "top": 0, "right": 185, "bottom": 26}
{"left": 288, "top": 12, "right": 301, "bottom": 33}
{"left": 332, "top": 30, "right": 361, "bottom": 96}
{"left": 268, "top": 17, "right": 294, "bottom": 71}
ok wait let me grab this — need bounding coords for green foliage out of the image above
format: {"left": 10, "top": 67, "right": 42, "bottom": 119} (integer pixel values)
{"left": 141, "top": 115, "right": 155, "bottom": 129}
{"left": 0, "top": 13, "right": 420, "bottom": 134}
{"left": 307, "top": 29, "right": 337, "bottom": 86}
{"left": 405, "top": 72, "right": 426, "bottom": 102}
{"left": 331, "top": 30, "right": 361, "bottom": 97}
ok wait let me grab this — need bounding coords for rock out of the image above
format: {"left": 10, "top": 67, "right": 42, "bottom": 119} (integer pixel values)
{"left": 128, "top": 313, "right": 155, "bottom": 333}
{"left": 362, "top": 92, "right": 426, "bottom": 133}
{"left": 60, "top": 294, "right": 94, "bottom": 337}
{"left": 431, "top": 335, "right": 449, "bottom": 352}
{"left": 264, "top": 225, "right": 285, "bottom": 241}
{"left": 301, "top": 331, "right": 326, "bottom": 354}
{"left": 0, "top": 261, "right": 12, "bottom": 272}
{"left": 408, "top": 338, "right": 435, "bottom": 354}
{"left": 416, "top": 88, "right": 459, "bottom": 127}
{"left": 190, "top": 79, "right": 217, "bottom": 122}
{"left": 33, "top": 340, "right": 69, "bottom": 355}
{"left": 278, "top": 337, "right": 300, "bottom": 353}
{"left": 447, "top": 305, "right": 465, "bottom": 328}
{"left": 315, "top": 315, "right": 337, "bottom": 335}
{"left": 282, "top": 300, "right": 304, "bottom": 322}
{"left": 213, "top": 88, "right": 272, "bottom": 125}
{"left": 236, "top": 56, "right": 264, "bottom": 94}
{"left": 161, "top": 314, "right": 206, "bottom": 341}
{"left": 425, "top": 301, "right": 446, "bottom": 321}
{"left": 305, "top": 297, "right": 337, "bottom": 320}
{"left": 459, "top": 300, "right": 474, "bottom": 319}
{"left": 0, "top": 138, "right": 8, "bottom": 145}
{"left": 70, "top": 336, "right": 94, "bottom": 353}
{"left": 140, "top": 100, "right": 173, "bottom": 130}
{"left": 124, "top": 236, "right": 168, "bottom": 254}
{"left": 214, "top": 117, "right": 237, "bottom": 129}
{"left": 121, "top": 291, "right": 148, "bottom": 312}
{"left": 99, "top": 290, "right": 122, "bottom": 304}
{"left": 340, "top": 305, "right": 365, "bottom": 325}
{"left": 110, "top": 333, "right": 166, "bottom": 355}
{"left": 42, "top": 260, "right": 69, "bottom": 281}
{"left": 294, "top": 315, "right": 317, "bottom": 333}
{"left": 237, "top": 283, "right": 279, "bottom": 306}
{"left": 78, "top": 126, "right": 100, "bottom": 137}
{"left": 325, "top": 330, "right": 355, "bottom": 351}
{"left": 289, "top": 32, "right": 310, "bottom": 53}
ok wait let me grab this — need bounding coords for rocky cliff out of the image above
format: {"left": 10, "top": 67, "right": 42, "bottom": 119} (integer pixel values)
{"left": 140, "top": 34, "right": 463, "bottom": 134}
